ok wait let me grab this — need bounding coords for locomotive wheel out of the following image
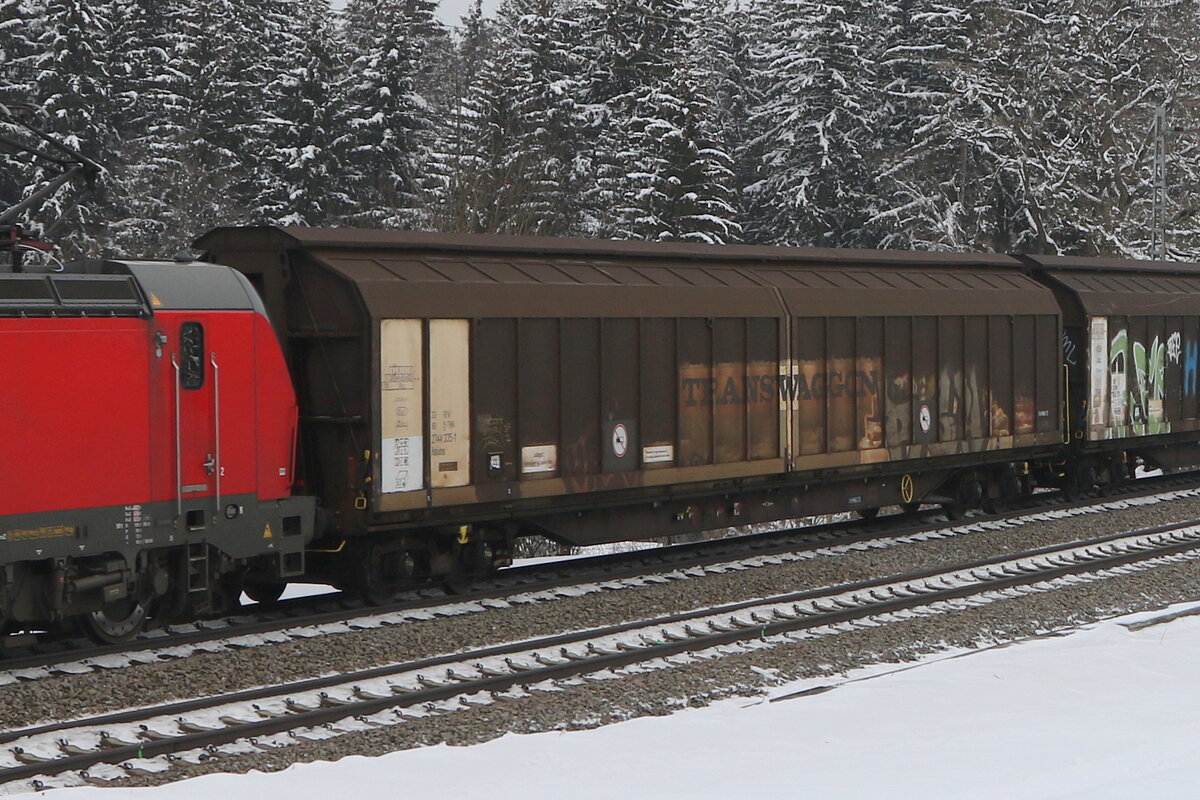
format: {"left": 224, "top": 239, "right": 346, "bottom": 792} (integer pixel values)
{"left": 243, "top": 579, "right": 286, "bottom": 604}
{"left": 77, "top": 598, "right": 149, "bottom": 644}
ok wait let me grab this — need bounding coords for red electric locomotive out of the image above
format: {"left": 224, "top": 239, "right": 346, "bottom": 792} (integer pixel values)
{"left": 0, "top": 257, "right": 313, "bottom": 642}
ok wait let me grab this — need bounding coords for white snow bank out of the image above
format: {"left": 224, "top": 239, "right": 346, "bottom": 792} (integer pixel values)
{"left": 38, "top": 601, "right": 1200, "bottom": 799}
{"left": 237, "top": 583, "right": 336, "bottom": 607}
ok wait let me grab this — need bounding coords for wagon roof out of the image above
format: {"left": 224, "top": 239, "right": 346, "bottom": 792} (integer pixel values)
{"left": 1023, "top": 255, "right": 1200, "bottom": 316}
{"left": 1022, "top": 254, "right": 1200, "bottom": 275}
{"left": 197, "top": 226, "right": 1022, "bottom": 268}
{"left": 198, "top": 227, "right": 1068, "bottom": 318}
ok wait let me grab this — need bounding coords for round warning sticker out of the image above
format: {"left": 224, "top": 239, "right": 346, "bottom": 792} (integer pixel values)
{"left": 918, "top": 404, "right": 932, "bottom": 434}
{"left": 612, "top": 423, "right": 629, "bottom": 458}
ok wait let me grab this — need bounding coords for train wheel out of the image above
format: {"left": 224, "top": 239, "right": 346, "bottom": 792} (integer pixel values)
{"left": 356, "top": 566, "right": 399, "bottom": 606}
{"left": 1020, "top": 473, "right": 1035, "bottom": 498}
{"left": 995, "top": 472, "right": 1024, "bottom": 510}
{"left": 353, "top": 546, "right": 417, "bottom": 606}
{"left": 1062, "top": 463, "right": 1097, "bottom": 501}
{"left": 1107, "top": 457, "right": 1130, "bottom": 488}
{"left": 941, "top": 502, "right": 965, "bottom": 521}
{"left": 1060, "top": 464, "right": 1082, "bottom": 500}
{"left": 243, "top": 579, "right": 286, "bottom": 604}
{"left": 441, "top": 574, "right": 473, "bottom": 595}
{"left": 77, "top": 598, "right": 149, "bottom": 644}
{"left": 442, "top": 541, "right": 494, "bottom": 595}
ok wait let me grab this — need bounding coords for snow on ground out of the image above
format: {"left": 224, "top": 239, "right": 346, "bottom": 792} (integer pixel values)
{"left": 237, "top": 583, "right": 336, "bottom": 608}
{"left": 37, "top": 599, "right": 1200, "bottom": 799}
{"left": 509, "top": 539, "right": 665, "bottom": 568}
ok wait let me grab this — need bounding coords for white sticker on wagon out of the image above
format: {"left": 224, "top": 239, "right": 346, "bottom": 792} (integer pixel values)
{"left": 642, "top": 445, "right": 674, "bottom": 464}
{"left": 383, "top": 435, "right": 423, "bottom": 493}
{"left": 521, "top": 445, "right": 557, "bottom": 474}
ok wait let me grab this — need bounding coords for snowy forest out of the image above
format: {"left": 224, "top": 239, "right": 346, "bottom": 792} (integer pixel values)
{"left": 1, "top": 0, "right": 1199, "bottom": 260}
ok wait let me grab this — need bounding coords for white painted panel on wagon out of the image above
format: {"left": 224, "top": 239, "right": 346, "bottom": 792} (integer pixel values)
{"left": 1109, "top": 323, "right": 1128, "bottom": 431}
{"left": 381, "top": 319, "right": 424, "bottom": 493}
{"left": 1088, "top": 317, "right": 1108, "bottom": 430}
{"left": 429, "top": 319, "right": 471, "bottom": 488}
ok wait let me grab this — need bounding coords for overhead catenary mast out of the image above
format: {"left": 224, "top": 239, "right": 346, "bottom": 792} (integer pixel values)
{"left": 1152, "top": 105, "right": 1167, "bottom": 261}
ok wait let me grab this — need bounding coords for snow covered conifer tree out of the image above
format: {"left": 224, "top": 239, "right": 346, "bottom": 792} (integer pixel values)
{"left": 612, "top": 52, "right": 741, "bottom": 243}
{"left": 0, "top": 0, "right": 44, "bottom": 216}
{"left": 1142, "top": 2, "right": 1200, "bottom": 259}
{"left": 335, "top": 0, "right": 440, "bottom": 227}
{"left": 106, "top": 0, "right": 189, "bottom": 255}
{"left": 212, "top": 0, "right": 308, "bottom": 224}
{"left": 940, "top": 0, "right": 1074, "bottom": 254}
{"left": 869, "top": 0, "right": 975, "bottom": 250}
{"left": 927, "top": 0, "right": 1170, "bottom": 256}
{"left": 444, "top": 0, "right": 588, "bottom": 235}
{"left": 145, "top": 0, "right": 265, "bottom": 243}
{"left": 578, "top": 0, "right": 684, "bottom": 235}
{"left": 257, "top": 0, "right": 345, "bottom": 226}
{"left": 746, "top": 0, "right": 886, "bottom": 247}
{"left": 700, "top": 0, "right": 767, "bottom": 241}
{"left": 579, "top": 0, "right": 740, "bottom": 241}
{"left": 873, "top": 0, "right": 1183, "bottom": 257}
{"left": 422, "top": 0, "right": 497, "bottom": 231}
{"left": 1053, "top": 0, "right": 1200, "bottom": 259}
{"left": 27, "top": 0, "right": 117, "bottom": 256}
{"left": 0, "top": 0, "right": 40, "bottom": 107}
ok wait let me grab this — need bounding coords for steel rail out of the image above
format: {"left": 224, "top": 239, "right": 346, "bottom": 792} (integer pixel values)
{"left": 5, "top": 518, "right": 1200, "bottom": 785}
{"left": 3, "top": 471, "right": 1200, "bottom": 677}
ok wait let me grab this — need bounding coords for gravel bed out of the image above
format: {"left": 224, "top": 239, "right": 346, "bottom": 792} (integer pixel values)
{"left": 113, "top": 548, "right": 1200, "bottom": 789}
{"left": 3, "top": 492, "right": 1200, "bottom": 735}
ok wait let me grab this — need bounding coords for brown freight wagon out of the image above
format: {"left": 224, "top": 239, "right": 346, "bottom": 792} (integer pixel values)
{"left": 1025, "top": 255, "right": 1200, "bottom": 485}
{"left": 197, "top": 227, "right": 1065, "bottom": 597}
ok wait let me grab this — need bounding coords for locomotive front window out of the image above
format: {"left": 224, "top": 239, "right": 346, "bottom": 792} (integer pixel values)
{"left": 180, "top": 322, "right": 205, "bottom": 389}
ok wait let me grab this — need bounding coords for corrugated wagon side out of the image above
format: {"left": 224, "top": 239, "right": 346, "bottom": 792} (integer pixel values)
{"left": 198, "top": 227, "right": 1066, "bottom": 597}
{"left": 1027, "top": 256, "right": 1200, "bottom": 487}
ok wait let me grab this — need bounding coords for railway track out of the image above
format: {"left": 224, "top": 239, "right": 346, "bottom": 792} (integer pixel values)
{"left": 6, "top": 514, "right": 1200, "bottom": 790}
{"left": 5, "top": 474, "right": 1200, "bottom": 683}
